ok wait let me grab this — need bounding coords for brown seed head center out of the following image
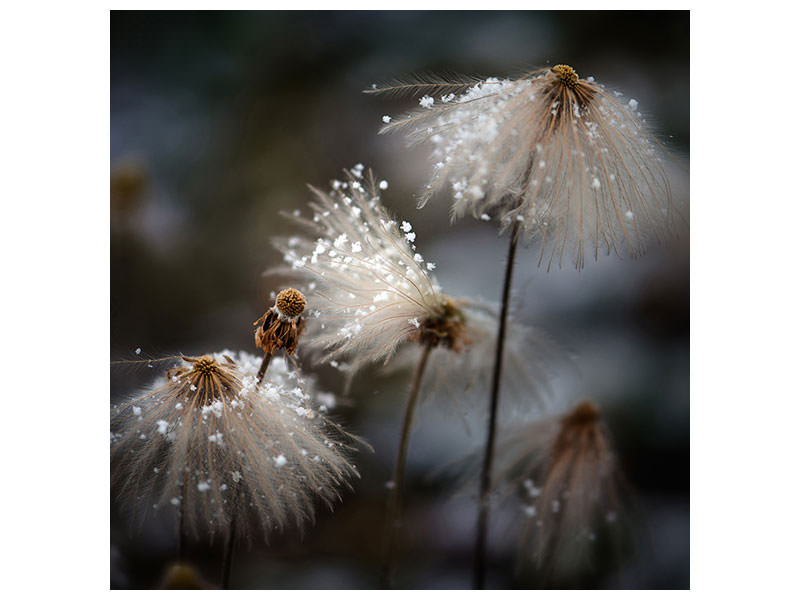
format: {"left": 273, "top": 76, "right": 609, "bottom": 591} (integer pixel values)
{"left": 552, "top": 64, "right": 579, "bottom": 89}
{"left": 563, "top": 400, "right": 600, "bottom": 427}
{"left": 408, "top": 299, "right": 469, "bottom": 351}
{"left": 276, "top": 288, "right": 306, "bottom": 318}
{"left": 192, "top": 356, "right": 221, "bottom": 376}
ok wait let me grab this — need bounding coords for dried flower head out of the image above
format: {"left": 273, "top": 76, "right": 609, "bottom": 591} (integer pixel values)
{"left": 272, "top": 166, "right": 469, "bottom": 376}
{"left": 372, "top": 66, "right": 684, "bottom": 269}
{"left": 111, "top": 351, "right": 359, "bottom": 542}
{"left": 253, "top": 287, "right": 306, "bottom": 356}
{"left": 495, "top": 400, "right": 625, "bottom": 577}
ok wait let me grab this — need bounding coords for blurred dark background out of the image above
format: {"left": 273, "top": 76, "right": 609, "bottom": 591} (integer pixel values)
{"left": 111, "top": 10, "right": 689, "bottom": 589}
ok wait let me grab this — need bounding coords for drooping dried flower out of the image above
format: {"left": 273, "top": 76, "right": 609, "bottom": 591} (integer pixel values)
{"left": 253, "top": 287, "right": 307, "bottom": 382}
{"left": 495, "top": 400, "right": 625, "bottom": 577}
{"left": 253, "top": 287, "right": 307, "bottom": 356}
{"left": 272, "top": 166, "right": 469, "bottom": 377}
{"left": 111, "top": 350, "right": 359, "bottom": 542}
{"left": 372, "top": 65, "right": 684, "bottom": 269}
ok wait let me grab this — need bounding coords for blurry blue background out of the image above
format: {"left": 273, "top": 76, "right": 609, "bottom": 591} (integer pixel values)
{"left": 111, "top": 10, "right": 688, "bottom": 589}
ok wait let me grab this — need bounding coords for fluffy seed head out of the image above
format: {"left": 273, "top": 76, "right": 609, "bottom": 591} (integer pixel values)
{"left": 271, "top": 166, "right": 469, "bottom": 377}
{"left": 386, "top": 301, "right": 560, "bottom": 411}
{"left": 111, "top": 351, "right": 360, "bottom": 542}
{"left": 374, "top": 67, "right": 685, "bottom": 269}
{"left": 276, "top": 287, "right": 306, "bottom": 318}
{"left": 493, "top": 400, "right": 625, "bottom": 578}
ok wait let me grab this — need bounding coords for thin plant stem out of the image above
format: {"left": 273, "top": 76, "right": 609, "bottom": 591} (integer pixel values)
{"left": 177, "top": 475, "right": 188, "bottom": 561}
{"left": 222, "top": 509, "right": 237, "bottom": 589}
{"left": 256, "top": 352, "right": 273, "bottom": 384}
{"left": 379, "top": 341, "right": 434, "bottom": 588}
{"left": 472, "top": 219, "right": 521, "bottom": 589}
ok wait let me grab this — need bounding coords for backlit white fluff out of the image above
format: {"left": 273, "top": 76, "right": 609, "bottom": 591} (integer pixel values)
{"left": 373, "top": 66, "right": 684, "bottom": 269}
{"left": 274, "top": 168, "right": 462, "bottom": 376}
{"left": 387, "top": 302, "right": 561, "bottom": 413}
{"left": 111, "top": 351, "right": 359, "bottom": 542}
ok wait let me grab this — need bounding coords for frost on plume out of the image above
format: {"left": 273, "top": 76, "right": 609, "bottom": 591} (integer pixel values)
{"left": 373, "top": 66, "right": 685, "bottom": 269}
{"left": 271, "top": 167, "right": 468, "bottom": 377}
{"left": 110, "top": 351, "right": 360, "bottom": 541}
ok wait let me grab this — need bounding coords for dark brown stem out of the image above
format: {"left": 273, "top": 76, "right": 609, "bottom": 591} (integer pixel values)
{"left": 472, "top": 219, "right": 521, "bottom": 589}
{"left": 177, "top": 475, "right": 188, "bottom": 561}
{"left": 379, "top": 342, "right": 434, "bottom": 589}
{"left": 256, "top": 352, "right": 272, "bottom": 384}
{"left": 222, "top": 510, "right": 237, "bottom": 589}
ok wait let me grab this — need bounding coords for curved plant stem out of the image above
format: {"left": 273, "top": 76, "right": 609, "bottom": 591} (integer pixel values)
{"left": 178, "top": 474, "right": 188, "bottom": 561}
{"left": 380, "top": 341, "right": 434, "bottom": 588}
{"left": 472, "top": 219, "right": 521, "bottom": 589}
{"left": 256, "top": 352, "right": 273, "bottom": 384}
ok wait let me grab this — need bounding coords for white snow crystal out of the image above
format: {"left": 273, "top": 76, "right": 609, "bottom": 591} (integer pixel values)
{"left": 382, "top": 115, "right": 391, "bottom": 124}
{"left": 523, "top": 479, "right": 541, "bottom": 497}
{"left": 197, "top": 481, "right": 211, "bottom": 492}
{"left": 628, "top": 98, "right": 639, "bottom": 110}
{"left": 419, "top": 95, "right": 434, "bottom": 109}
{"left": 274, "top": 454, "right": 288, "bottom": 467}
{"left": 378, "top": 180, "right": 389, "bottom": 190}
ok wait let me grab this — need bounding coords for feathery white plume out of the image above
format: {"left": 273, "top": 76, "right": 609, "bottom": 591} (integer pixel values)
{"left": 111, "top": 351, "right": 360, "bottom": 542}
{"left": 273, "top": 167, "right": 468, "bottom": 377}
{"left": 375, "top": 66, "right": 685, "bottom": 269}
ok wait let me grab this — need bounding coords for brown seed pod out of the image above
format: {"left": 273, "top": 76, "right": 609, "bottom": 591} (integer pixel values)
{"left": 253, "top": 288, "right": 307, "bottom": 356}
{"left": 275, "top": 288, "right": 306, "bottom": 318}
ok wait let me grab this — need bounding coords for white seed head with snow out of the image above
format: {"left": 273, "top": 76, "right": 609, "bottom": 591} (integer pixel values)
{"left": 492, "top": 401, "right": 623, "bottom": 576}
{"left": 111, "top": 351, "right": 359, "bottom": 542}
{"left": 273, "top": 168, "right": 459, "bottom": 375}
{"left": 386, "top": 301, "right": 560, "bottom": 414}
{"left": 374, "top": 67, "right": 684, "bottom": 269}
